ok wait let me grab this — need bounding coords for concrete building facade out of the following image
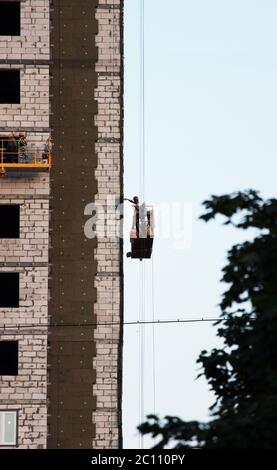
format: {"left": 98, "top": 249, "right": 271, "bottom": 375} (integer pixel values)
{"left": 0, "top": 0, "right": 123, "bottom": 449}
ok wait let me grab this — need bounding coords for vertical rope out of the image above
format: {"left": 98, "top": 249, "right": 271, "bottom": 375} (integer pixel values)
{"left": 139, "top": 0, "right": 145, "bottom": 450}
{"left": 138, "top": 265, "right": 143, "bottom": 449}
{"left": 151, "top": 254, "right": 157, "bottom": 445}
{"left": 139, "top": 262, "right": 145, "bottom": 450}
{"left": 140, "top": 0, "right": 145, "bottom": 203}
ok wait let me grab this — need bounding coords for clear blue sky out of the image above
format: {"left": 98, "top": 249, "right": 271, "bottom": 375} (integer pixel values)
{"left": 123, "top": 0, "right": 277, "bottom": 449}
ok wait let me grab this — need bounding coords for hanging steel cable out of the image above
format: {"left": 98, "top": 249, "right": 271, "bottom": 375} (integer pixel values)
{"left": 139, "top": 0, "right": 146, "bottom": 450}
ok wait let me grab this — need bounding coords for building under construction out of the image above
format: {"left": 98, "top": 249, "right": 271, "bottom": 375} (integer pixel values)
{"left": 0, "top": 0, "right": 123, "bottom": 449}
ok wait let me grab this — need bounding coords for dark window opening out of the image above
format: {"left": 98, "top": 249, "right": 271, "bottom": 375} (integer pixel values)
{"left": 0, "top": 341, "right": 18, "bottom": 375}
{"left": 0, "top": 2, "right": 20, "bottom": 36}
{"left": 0, "top": 205, "right": 20, "bottom": 238}
{"left": 0, "top": 273, "right": 19, "bottom": 308}
{"left": 0, "top": 70, "right": 20, "bottom": 104}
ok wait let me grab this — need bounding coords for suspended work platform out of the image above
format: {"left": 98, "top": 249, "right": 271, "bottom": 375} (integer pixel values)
{"left": 127, "top": 204, "right": 154, "bottom": 261}
{"left": 0, "top": 136, "right": 52, "bottom": 176}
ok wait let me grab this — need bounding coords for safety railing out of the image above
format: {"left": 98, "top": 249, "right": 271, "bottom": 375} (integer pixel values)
{"left": 0, "top": 138, "right": 52, "bottom": 176}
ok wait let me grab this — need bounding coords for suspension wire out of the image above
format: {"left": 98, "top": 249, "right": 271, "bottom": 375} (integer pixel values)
{"left": 139, "top": 263, "right": 145, "bottom": 450}
{"left": 139, "top": 0, "right": 157, "bottom": 449}
{"left": 151, "top": 255, "right": 156, "bottom": 435}
{"left": 140, "top": 0, "right": 146, "bottom": 202}
{"left": 138, "top": 265, "right": 142, "bottom": 449}
{"left": 139, "top": 0, "right": 146, "bottom": 450}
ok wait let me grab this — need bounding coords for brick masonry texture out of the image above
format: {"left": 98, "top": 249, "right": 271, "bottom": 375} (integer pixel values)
{"left": 0, "top": 403, "right": 47, "bottom": 449}
{"left": 0, "top": 0, "right": 50, "bottom": 448}
{"left": 93, "top": 0, "right": 123, "bottom": 449}
{"left": 0, "top": 0, "right": 50, "bottom": 61}
{"left": 0, "top": 65, "right": 49, "bottom": 130}
{"left": 0, "top": 175, "right": 50, "bottom": 449}
{"left": 0, "top": 0, "right": 123, "bottom": 449}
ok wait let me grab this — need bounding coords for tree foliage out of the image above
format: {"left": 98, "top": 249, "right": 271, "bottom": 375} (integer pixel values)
{"left": 138, "top": 190, "right": 277, "bottom": 448}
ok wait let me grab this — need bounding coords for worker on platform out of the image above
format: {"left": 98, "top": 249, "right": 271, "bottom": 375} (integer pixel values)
{"left": 124, "top": 196, "right": 140, "bottom": 206}
{"left": 124, "top": 196, "right": 140, "bottom": 235}
{"left": 42, "top": 136, "right": 52, "bottom": 162}
{"left": 6, "top": 132, "right": 18, "bottom": 163}
{"left": 17, "top": 132, "right": 27, "bottom": 161}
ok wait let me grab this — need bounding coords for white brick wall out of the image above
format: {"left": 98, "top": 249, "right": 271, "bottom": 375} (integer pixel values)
{"left": 0, "top": 202, "right": 49, "bottom": 264}
{"left": 0, "top": 0, "right": 50, "bottom": 61}
{"left": 0, "top": 174, "right": 50, "bottom": 448}
{"left": 0, "top": 333, "right": 48, "bottom": 401}
{"left": 0, "top": 266, "right": 48, "bottom": 325}
{"left": 93, "top": 0, "right": 123, "bottom": 449}
{"left": 0, "top": 66, "right": 49, "bottom": 129}
{"left": 0, "top": 403, "right": 47, "bottom": 449}
{"left": 0, "top": 0, "right": 50, "bottom": 448}
{"left": 0, "top": 0, "right": 123, "bottom": 449}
